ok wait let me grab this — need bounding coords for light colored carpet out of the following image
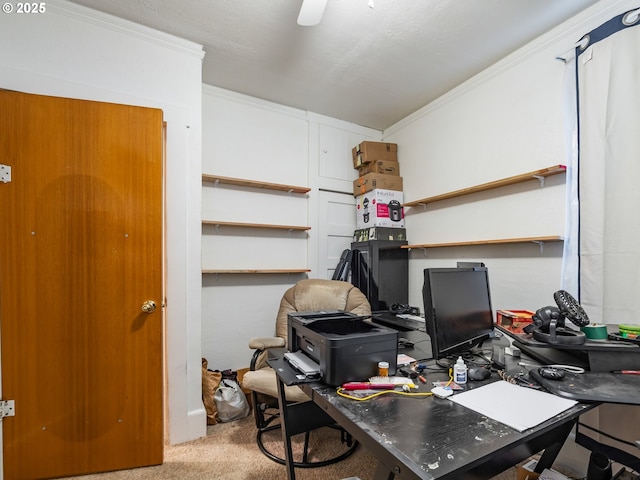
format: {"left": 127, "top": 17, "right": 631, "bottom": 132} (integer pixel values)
{"left": 62, "top": 414, "right": 376, "bottom": 480}
{"left": 60, "top": 413, "right": 543, "bottom": 480}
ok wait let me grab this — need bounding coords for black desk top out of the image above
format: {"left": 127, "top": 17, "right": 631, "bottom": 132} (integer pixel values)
{"left": 271, "top": 343, "right": 595, "bottom": 480}
{"left": 529, "top": 370, "right": 640, "bottom": 404}
{"left": 270, "top": 327, "right": 640, "bottom": 479}
{"left": 300, "top": 370, "right": 593, "bottom": 479}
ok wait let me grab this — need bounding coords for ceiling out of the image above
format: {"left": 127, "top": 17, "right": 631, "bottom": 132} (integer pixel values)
{"left": 66, "top": 0, "right": 602, "bottom": 130}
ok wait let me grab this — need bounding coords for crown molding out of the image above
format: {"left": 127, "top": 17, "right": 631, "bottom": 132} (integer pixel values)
{"left": 202, "top": 84, "right": 308, "bottom": 120}
{"left": 48, "top": 0, "right": 204, "bottom": 60}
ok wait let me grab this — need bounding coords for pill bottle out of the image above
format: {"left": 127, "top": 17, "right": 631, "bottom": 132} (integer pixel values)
{"left": 378, "top": 361, "right": 389, "bottom": 377}
{"left": 454, "top": 356, "right": 467, "bottom": 384}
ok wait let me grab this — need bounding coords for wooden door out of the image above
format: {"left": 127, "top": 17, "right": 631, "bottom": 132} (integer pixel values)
{"left": 0, "top": 90, "right": 165, "bottom": 479}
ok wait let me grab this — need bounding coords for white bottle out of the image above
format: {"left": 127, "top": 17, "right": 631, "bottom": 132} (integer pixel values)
{"left": 454, "top": 356, "right": 467, "bottom": 384}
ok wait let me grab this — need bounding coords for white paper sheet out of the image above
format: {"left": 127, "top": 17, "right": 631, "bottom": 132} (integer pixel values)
{"left": 448, "top": 381, "right": 578, "bottom": 432}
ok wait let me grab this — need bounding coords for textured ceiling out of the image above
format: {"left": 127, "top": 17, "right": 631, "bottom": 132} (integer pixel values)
{"left": 66, "top": 0, "right": 602, "bottom": 130}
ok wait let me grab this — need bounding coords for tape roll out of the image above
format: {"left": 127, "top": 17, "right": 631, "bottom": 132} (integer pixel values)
{"left": 581, "top": 324, "right": 608, "bottom": 340}
{"left": 619, "top": 324, "right": 640, "bottom": 337}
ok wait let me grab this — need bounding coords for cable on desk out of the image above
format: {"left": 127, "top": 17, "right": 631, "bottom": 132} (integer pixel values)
{"left": 497, "top": 369, "right": 519, "bottom": 384}
{"left": 496, "top": 369, "right": 541, "bottom": 389}
{"left": 336, "top": 388, "right": 433, "bottom": 401}
{"left": 517, "top": 361, "right": 585, "bottom": 374}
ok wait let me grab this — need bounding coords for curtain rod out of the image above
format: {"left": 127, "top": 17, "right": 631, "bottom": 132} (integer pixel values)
{"left": 555, "top": 6, "right": 640, "bottom": 63}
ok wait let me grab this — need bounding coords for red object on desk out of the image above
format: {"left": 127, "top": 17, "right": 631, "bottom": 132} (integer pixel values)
{"left": 341, "top": 382, "right": 396, "bottom": 390}
{"left": 613, "top": 370, "right": 640, "bottom": 375}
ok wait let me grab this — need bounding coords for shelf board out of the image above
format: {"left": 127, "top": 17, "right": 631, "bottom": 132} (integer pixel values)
{"left": 202, "top": 220, "right": 311, "bottom": 231}
{"left": 202, "top": 174, "right": 311, "bottom": 194}
{"left": 202, "top": 269, "right": 311, "bottom": 274}
{"left": 403, "top": 165, "right": 566, "bottom": 207}
{"left": 402, "top": 235, "right": 563, "bottom": 249}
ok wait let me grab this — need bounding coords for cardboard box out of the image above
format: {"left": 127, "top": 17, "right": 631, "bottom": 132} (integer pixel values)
{"left": 355, "top": 189, "right": 405, "bottom": 229}
{"left": 353, "top": 227, "right": 407, "bottom": 242}
{"left": 354, "top": 173, "right": 403, "bottom": 195}
{"left": 496, "top": 309, "right": 535, "bottom": 334}
{"left": 516, "top": 459, "right": 569, "bottom": 480}
{"left": 352, "top": 141, "right": 398, "bottom": 167}
{"left": 517, "top": 459, "right": 539, "bottom": 480}
{"left": 357, "top": 160, "right": 400, "bottom": 176}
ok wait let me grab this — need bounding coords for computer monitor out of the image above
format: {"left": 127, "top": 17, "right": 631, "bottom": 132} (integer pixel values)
{"left": 422, "top": 267, "right": 494, "bottom": 360}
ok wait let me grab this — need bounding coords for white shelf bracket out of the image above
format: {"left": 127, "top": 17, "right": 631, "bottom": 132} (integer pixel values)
{"left": 532, "top": 240, "right": 545, "bottom": 254}
{"left": 287, "top": 188, "right": 294, "bottom": 196}
{"left": 533, "top": 175, "right": 546, "bottom": 188}
{"left": 213, "top": 179, "right": 220, "bottom": 187}
{"left": 214, "top": 224, "right": 221, "bottom": 231}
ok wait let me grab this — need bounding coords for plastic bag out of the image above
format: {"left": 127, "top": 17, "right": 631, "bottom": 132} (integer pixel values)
{"left": 214, "top": 379, "right": 250, "bottom": 422}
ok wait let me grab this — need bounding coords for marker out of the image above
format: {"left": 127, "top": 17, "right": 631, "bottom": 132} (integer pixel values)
{"left": 341, "top": 382, "right": 396, "bottom": 390}
{"left": 611, "top": 370, "right": 640, "bottom": 375}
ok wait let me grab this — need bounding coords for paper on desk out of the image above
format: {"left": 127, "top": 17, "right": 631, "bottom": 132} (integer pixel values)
{"left": 449, "top": 381, "right": 577, "bottom": 432}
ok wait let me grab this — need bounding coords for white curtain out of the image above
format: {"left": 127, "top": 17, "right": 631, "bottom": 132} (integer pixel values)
{"left": 563, "top": 7, "right": 640, "bottom": 324}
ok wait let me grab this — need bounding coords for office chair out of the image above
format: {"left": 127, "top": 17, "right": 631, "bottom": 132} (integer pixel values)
{"left": 242, "top": 278, "right": 371, "bottom": 468}
{"left": 331, "top": 249, "right": 353, "bottom": 281}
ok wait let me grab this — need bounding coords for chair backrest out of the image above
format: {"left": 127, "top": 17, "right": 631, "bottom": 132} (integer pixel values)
{"left": 275, "top": 279, "right": 371, "bottom": 343}
{"left": 331, "top": 249, "right": 353, "bottom": 281}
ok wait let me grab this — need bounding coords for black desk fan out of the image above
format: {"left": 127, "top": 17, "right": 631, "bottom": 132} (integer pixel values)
{"left": 524, "top": 290, "right": 590, "bottom": 345}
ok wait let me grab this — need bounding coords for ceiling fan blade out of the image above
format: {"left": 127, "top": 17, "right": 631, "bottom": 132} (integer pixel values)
{"left": 297, "top": 0, "right": 328, "bottom": 26}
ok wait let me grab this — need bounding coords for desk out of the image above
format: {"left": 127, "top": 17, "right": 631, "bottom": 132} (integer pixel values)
{"left": 269, "top": 349, "right": 596, "bottom": 480}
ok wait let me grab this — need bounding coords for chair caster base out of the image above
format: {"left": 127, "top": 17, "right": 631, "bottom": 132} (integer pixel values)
{"left": 256, "top": 424, "right": 359, "bottom": 468}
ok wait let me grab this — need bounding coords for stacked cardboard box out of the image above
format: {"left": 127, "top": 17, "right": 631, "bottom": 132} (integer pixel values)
{"left": 352, "top": 141, "right": 405, "bottom": 231}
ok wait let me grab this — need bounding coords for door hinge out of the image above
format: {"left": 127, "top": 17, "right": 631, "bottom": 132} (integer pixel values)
{"left": 0, "top": 164, "right": 11, "bottom": 183}
{"left": 1, "top": 400, "right": 15, "bottom": 417}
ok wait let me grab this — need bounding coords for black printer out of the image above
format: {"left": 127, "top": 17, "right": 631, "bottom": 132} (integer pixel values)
{"left": 287, "top": 310, "right": 398, "bottom": 386}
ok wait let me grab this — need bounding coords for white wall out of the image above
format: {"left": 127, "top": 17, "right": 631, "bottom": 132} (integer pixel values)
{"left": 383, "top": 0, "right": 640, "bottom": 475}
{"left": 0, "top": 0, "right": 206, "bottom": 445}
{"left": 384, "top": 0, "right": 639, "bottom": 315}
{"left": 201, "top": 86, "right": 380, "bottom": 370}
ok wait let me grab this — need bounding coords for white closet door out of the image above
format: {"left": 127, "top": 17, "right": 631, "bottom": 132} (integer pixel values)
{"left": 317, "top": 190, "right": 356, "bottom": 279}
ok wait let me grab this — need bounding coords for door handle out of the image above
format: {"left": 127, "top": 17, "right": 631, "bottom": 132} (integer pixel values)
{"left": 141, "top": 300, "right": 157, "bottom": 314}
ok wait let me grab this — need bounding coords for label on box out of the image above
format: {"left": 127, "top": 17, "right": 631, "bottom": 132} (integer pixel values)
{"left": 355, "top": 190, "right": 404, "bottom": 229}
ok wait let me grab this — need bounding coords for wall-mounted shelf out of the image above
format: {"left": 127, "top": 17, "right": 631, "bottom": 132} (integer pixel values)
{"left": 202, "top": 269, "right": 311, "bottom": 274}
{"left": 403, "top": 165, "right": 566, "bottom": 207}
{"left": 202, "top": 174, "right": 311, "bottom": 276}
{"left": 403, "top": 235, "right": 563, "bottom": 251}
{"left": 202, "top": 220, "right": 311, "bottom": 231}
{"left": 202, "top": 174, "right": 311, "bottom": 194}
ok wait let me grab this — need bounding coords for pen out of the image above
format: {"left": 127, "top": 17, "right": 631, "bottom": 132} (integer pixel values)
{"left": 611, "top": 370, "right": 640, "bottom": 375}
{"left": 341, "top": 382, "right": 396, "bottom": 390}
